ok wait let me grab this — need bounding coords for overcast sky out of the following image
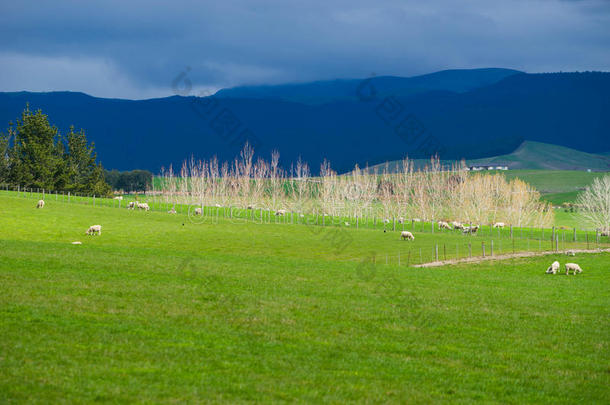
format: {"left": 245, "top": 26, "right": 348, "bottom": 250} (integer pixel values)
{"left": 1, "top": 0, "right": 609, "bottom": 99}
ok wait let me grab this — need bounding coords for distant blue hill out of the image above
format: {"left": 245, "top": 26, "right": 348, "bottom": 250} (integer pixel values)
{"left": 0, "top": 70, "right": 608, "bottom": 174}
{"left": 215, "top": 68, "right": 522, "bottom": 104}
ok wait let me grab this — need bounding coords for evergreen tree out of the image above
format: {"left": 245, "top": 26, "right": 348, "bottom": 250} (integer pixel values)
{"left": 0, "top": 126, "right": 11, "bottom": 184}
{"left": 2, "top": 106, "right": 112, "bottom": 195}
{"left": 66, "top": 126, "right": 110, "bottom": 195}
{"left": 8, "top": 105, "right": 62, "bottom": 189}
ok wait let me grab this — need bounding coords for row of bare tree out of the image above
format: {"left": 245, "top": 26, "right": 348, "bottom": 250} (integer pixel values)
{"left": 154, "top": 144, "right": 554, "bottom": 227}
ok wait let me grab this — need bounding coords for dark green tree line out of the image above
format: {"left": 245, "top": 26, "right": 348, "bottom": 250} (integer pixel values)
{"left": 0, "top": 105, "right": 111, "bottom": 196}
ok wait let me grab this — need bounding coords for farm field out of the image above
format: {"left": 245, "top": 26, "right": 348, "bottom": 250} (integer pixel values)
{"left": 1, "top": 193, "right": 609, "bottom": 403}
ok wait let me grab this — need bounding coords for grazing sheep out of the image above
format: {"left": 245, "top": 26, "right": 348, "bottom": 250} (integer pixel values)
{"left": 565, "top": 250, "right": 576, "bottom": 257}
{"left": 599, "top": 228, "right": 610, "bottom": 237}
{"left": 215, "top": 204, "right": 222, "bottom": 208}
{"left": 137, "top": 202, "right": 150, "bottom": 211}
{"left": 275, "top": 209, "right": 287, "bottom": 216}
{"left": 400, "top": 231, "right": 415, "bottom": 241}
{"left": 438, "top": 221, "right": 451, "bottom": 230}
{"left": 194, "top": 207, "right": 202, "bottom": 215}
{"left": 463, "top": 225, "right": 479, "bottom": 234}
{"left": 383, "top": 219, "right": 390, "bottom": 224}
{"left": 36, "top": 200, "right": 45, "bottom": 209}
{"left": 113, "top": 196, "right": 123, "bottom": 200}
{"left": 299, "top": 214, "right": 305, "bottom": 218}
{"left": 413, "top": 218, "right": 422, "bottom": 222}
{"left": 71, "top": 241, "right": 82, "bottom": 245}
{"left": 451, "top": 221, "right": 464, "bottom": 230}
{"left": 246, "top": 204, "right": 255, "bottom": 209}
{"left": 344, "top": 222, "right": 350, "bottom": 227}
{"left": 545, "top": 261, "right": 560, "bottom": 274}
{"left": 86, "top": 225, "right": 102, "bottom": 235}
{"left": 565, "top": 263, "right": 583, "bottom": 275}
{"left": 127, "top": 202, "right": 136, "bottom": 209}
{"left": 493, "top": 222, "right": 505, "bottom": 228}
{"left": 168, "top": 208, "right": 177, "bottom": 214}
{"left": 398, "top": 217, "right": 405, "bottom": 224}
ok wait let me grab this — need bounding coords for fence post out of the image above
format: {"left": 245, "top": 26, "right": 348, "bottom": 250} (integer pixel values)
{"left": 482, "top": 242, "right": 485, "bottom": 258}
{"left": 491, "top": 240, "right": 494, "bottom": 256}
{"left": 510, "top": 225, "right": 513, "bottom": 239}
{"left": 586, "top": 231, "right": 589, "bottom": 250}
{"left": 398, "top": 251, "right": 400, "bottom": 266}
{"left": 573, "top": 228, "right": 576, "bottom": 242}
{"left": 435, "top": 244, "right": 438, "bottom": 261}
{"left": 469, "top": 242, "right": 472, "bottom": 258}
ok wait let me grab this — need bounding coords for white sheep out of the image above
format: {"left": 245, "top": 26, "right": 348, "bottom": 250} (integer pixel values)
{"left": 565, "top": 263, "right": 583, "bottom": 275}
{"left": 565, "top": 250, "right": 576, "bottom": 257}
{"left": 215, "top": 204, "right": 222, "bottom": 208}
{"left": 86, "top": 225, "right": 102, "bottom": 235}
{"left": 137, "top": 202, "right": 150, "bottom": 211}
{"left": 401, "top": 231, "right": 415, "bottom": 241}
{"left": 194, "top": 207, "right": 202, "bottom": 215}
{"left": 452, "top": 221, "right": 464, "bottom": 230}
{"left": 168, "top": 208, "right": 177, "bottom": 214}
{"left": 438, "top": 221, "right": 451, "bottom": 230}
{"left": 275, "top": 209, "right": 287, "bottom": 216}
{"left": 36, "top": 200, "right": 45, "bottom": 209}
{"left": 493, "top": 222, "right": 505, "bottom": 228}
{"left": 545, "top": 261, "right": 560, "bottom": 274}
{"left": 127, "top": 201, "right": 136, "bottom": 209}
{"left": 463, "top": 225, "right": 479, "bottom": 234}
{"left": 344, "top": 222, "right": 350, "bottom": 227}
{"left": 113, "top": 196, "right": 123, "bottom": 200}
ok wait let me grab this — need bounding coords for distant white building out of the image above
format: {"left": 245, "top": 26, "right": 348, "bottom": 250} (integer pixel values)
{"left": 467, "top": 165, "right": 509, "bottom": 171}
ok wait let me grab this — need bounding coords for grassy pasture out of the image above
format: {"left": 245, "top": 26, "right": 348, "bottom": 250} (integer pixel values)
{"left": 1, "top": 193, "right": 609, "bottom": 403}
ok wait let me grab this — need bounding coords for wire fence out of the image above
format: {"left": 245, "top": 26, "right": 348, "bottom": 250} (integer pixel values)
{"left": 2, "top": 184, "right": 609, "bottom": 266}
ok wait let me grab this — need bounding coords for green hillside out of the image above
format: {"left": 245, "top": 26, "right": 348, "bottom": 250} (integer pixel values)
{"left": 367, "top": 141, "right": 610, "bottom": 173}
{"left": 468, "top": 141, "right": 610, "bottom": 171}
{"left": 1, "top": 192, "right": 609, "bottom": 403}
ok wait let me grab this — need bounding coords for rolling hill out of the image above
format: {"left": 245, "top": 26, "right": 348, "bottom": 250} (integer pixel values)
{"left": 1, "top": 70, "right": 609, "bottom": 174}
{"left": 214, "top": 68, "right": 522, "bottom": 104}
{"left": 368, "top": 141, "right": 610, "bottom": 172}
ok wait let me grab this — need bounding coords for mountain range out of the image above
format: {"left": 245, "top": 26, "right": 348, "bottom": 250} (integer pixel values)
{"left": 0, "top": 68, "right": 608, "bottom": 174}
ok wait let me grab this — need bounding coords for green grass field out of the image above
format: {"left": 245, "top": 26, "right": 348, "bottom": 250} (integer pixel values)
{"left": 1, "top": 193, "right": 609, "bottom": 403}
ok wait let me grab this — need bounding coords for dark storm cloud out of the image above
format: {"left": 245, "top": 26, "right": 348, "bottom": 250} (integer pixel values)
{"left": 0, "top": 0, "right": 609, "bottom": 99}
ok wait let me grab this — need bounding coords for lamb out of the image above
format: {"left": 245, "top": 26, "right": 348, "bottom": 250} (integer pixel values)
{"left": 565, "top": 263, "right": 583, "bottom": 275}
{"left": 565, "top": 250, "right": 576, "bottom": 257}
{"left": 215, "top": 204, "right": 222, "bottom": 208}
{"left": 599, "top": 228, "right": 610, "bottom": 237}
{"left": 137, "top": 202, "right": 150, "bottom": 211}
{"left": 400, "top": 231, "right": 415, "bottom": 241}
{"left": 113, "top": 196, "right": 123, "bottom": 200}
{"left": 438, "top": 221, "right": 451, "bottom": 230}
{"left": 36, "top": 200, "right": 45, "bottom": 209}
{"left": 398, "top": 217, "right": 405, "bottom": 224}
{"left": 194, "top": 207, "right": 202, "bottom": 215}
{"left": 168, "top": 208, "right": 177, "bottom": 214}
{"left": 275, "top": 209, "right": 287, "bottom": 216}
{"left": 127, "top": 202, "right": 136, "bottom": 209}
{"left": 545, "top": 261, "right": 560, "bottom": 274}
{"left": 344, "top": 222, "right": 350, "bottom": 227}
{"left": 493, "top": 222, "right": 505, "bottom": 228}
{"left": 86, "top": 225, "right": 102, "bottom": 235}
